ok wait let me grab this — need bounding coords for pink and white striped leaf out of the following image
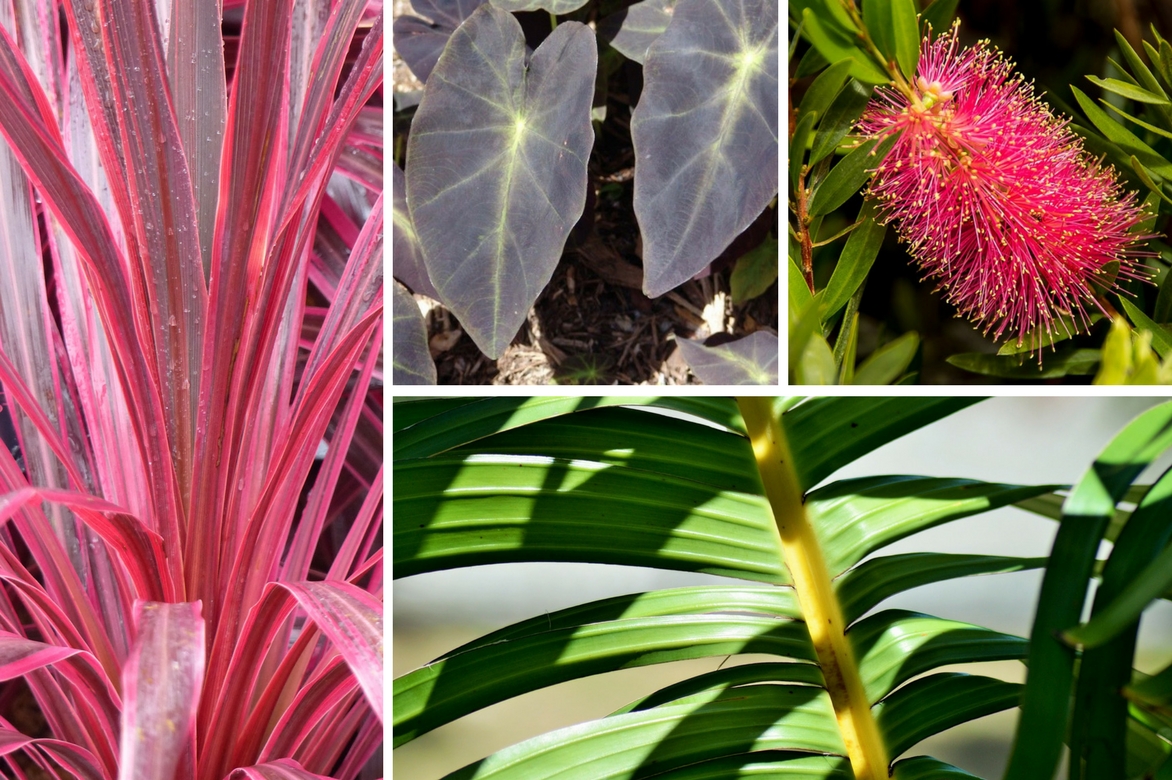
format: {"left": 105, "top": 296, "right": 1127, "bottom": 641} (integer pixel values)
{"left": 118, "top": 601, "right": 204, "bottom": 780}
{"left": 229, "top": 758, "right": 333, "bottom": 780}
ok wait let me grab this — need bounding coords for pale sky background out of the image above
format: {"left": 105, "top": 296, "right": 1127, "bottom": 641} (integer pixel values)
{"left": 394, "top": 396, "right": 1172, "bottom": 652}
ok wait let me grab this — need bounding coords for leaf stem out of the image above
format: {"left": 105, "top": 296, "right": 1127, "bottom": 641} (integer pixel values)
{"left": 737, "top": 398, "right": 889, "bottom": 780}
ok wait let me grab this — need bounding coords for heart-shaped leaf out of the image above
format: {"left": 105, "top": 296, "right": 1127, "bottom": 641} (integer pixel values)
{"left": 406, "top": 5, "right": 596, "bottom": 358}
{"left": 491, "top": 0, "right": 589, "bottom": 12}
{"left": 392, "top": 281, "right": 437, "bottom": 385}
{"left": 392, "top": 0, "right": 487, "bottom": 83}
{"left": 632, "top": 0, "right": 778, "bottom": 297}
{"left": 597, "top": 0, "right": 676, "bottom": 64}
{"left": 391, "top": 164, "right": 439, "bottom": 299}
{"left": 676, "top": 331, "right": 779, "bottom": 385}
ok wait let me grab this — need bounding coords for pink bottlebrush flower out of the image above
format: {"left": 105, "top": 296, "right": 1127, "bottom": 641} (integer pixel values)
{"left": 857, "top": 24, "right": 1151, "bottom": 344}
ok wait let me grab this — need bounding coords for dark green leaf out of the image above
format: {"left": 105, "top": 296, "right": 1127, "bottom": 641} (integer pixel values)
{"left": 1066, "top": 540, "right": 1172, "bottom": 650}
{"left": 809, "top": 134, "right": 897, "bottom": 216}
{"left": 443, "top": 405, "right": 760, "bottom": 492}
{"left": 1069, "top": 462, "right": 1172, "bottom": 778}
{"left": 996, "top": 314, "right": 1101, "bottom": 356}
{"left": 1005, "top": 401, "right": 1172, "bottom": 780}
{"left": 797, "top": 58, "right": 854, "bottom": 124}
{"left": 731, "top": 236, "right": 780, "bottom": 304}
{"left": 810, "top": 80, "right": 874, "bottom": 166}
{"left": 1156, "top": 269, "right": 1172, "bottom": 324}
{"left": 1087, "top": 75, "right": 1171, "bottom": 105}
{"left": 622, "top": 752, "right": 853, "bottom": 779}
{"left": 1073, "top": 86, "right": 1172, "bottom": 180}
{"left": 633, "top": 0, "right": 778, "bottom": 297}
{"left": 793, "top": 45, "right": 831, "bottom": 79}
{"left": 394, "top": 396, "right": 745, "bottom": 459}
{"left": 819, "top": 200, "right": 886, "bottom": 322}
{"left": 893, "top": 758, "right": 981, "bottom": 779}
{"left": 442, "top": 685, "right": 848, "bottom": 779}
{"left": 806, "top": 475, "right": 1056, "bottom": 575}
{"left": 947, "top": 349, "right": 1101, "bottom": 379}
{"left": 394, "top": 451, "right": 782, "bottom": 580}
{"left": 800, "top": 7, "right": 889, "bottom": 84}
{"left": 1127, "top": 662, "right": 1172, "bottom": 714}
{"left": 877, "top": 673, "right": 1022, "bottom": 758}
{"left": 612, "top": 661, "right": 825, "bottom": 714}
{"left": 852, "top": 331, "right": 918, "bottom": 385}
{"left": 394, "top": 609, "right": 814, "bottom": 744}
{"left": 919, "top": 0, "right": 959, "bottom": 39}
{"left": 407, "top": 6, "right": 596, "bottom": 358}
{"left": 837, "top": 552, "right": 1047, "bottom": 623}
{"left": 890, "top": 0, "right": 920, "bottom": 78}
{"left": 783, "top": 397, "right": 982, "bottom": 492}
{"left": 851, "top": 610, "right": 1028, "bottom": 702}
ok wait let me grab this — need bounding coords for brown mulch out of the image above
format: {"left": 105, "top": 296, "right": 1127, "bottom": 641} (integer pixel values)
{"left": 392, "top": 2, "right": 779, "bottom": 385}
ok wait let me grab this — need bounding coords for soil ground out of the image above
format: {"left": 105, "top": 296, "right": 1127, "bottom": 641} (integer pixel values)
{"left": 392, "top": 0, "right": 779, "bottom": 385}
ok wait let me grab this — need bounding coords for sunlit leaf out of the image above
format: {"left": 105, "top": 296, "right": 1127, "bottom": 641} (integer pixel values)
{"left": 392, "top": 0, "right": 487, "bottom": 83}
{"left": 597, "top": 0, "right": 676, "bottom": 64}
{"left": 677, "top": 332, "right": 779, "bottom": 385}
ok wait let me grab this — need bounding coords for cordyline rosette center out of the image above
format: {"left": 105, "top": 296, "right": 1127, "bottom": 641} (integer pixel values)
{"left": 857, "top": 25, "right": 1152, "bottom": 346}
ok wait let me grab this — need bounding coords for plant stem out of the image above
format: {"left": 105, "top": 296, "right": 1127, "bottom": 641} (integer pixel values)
{"left": 737, "top": 398, "right": 889, "bottom": 780}
{"left": 795, "top": 166, "right": 816, "bottom": 294}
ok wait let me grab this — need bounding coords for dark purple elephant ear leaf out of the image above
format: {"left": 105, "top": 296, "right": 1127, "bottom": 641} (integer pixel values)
{"left": 677, "top": 331, "right": 779, "bottom": 385}
{"left": 632, "top": 0, "right": 779, "bottom": 297}
{"left": 393, "top": 280, "right": 437, "bottom": 385}
{"left": 392, "top": 0, "right": 487, "bottom": 83}
{"left": 406, "top": 5, "right": 596, "bottom": 359}
{"left": 392, "top": 163, "right": 440, "bottom": 299}
{"left": 597, "top": 0, "right": 676, "bottom": 65}
{"left": 490, "top": 0, "right": 590, "bottom": 14}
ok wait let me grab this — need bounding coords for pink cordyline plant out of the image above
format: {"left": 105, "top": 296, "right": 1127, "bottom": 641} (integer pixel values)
{"left": 0, "top": 0, "right": 383, "bottom": 778}
{"left": 858, "top": 23, "right": 1149, "bottom": 345}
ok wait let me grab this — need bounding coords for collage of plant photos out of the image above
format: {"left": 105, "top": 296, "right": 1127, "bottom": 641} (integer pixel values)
{"left": 392, "top": 2, "right": 1172, "bottom": 780}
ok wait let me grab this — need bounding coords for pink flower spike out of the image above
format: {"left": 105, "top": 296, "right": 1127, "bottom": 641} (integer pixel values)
{"left": 857, "top": 23, "right": 1153, "bottom": 346}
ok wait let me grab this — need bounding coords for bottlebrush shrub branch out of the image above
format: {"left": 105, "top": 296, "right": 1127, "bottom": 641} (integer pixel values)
{"left": 858, "top": 23, "right": 1152, "bottom": 347}
{"left": 0, "top": 0, "right": 383, "bottom": 778}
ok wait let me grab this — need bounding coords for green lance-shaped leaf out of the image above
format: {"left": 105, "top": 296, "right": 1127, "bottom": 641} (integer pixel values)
{"left": 407, "top": 5, "right": 596, "bottom": 358}
{"left": 597, "top": 0, "right": 676, "bottom": 64}
{"left": 632, "top": 0, "right": 778, "bottom": 297}
{"left": 392, "top": 0, "right": 487, "bottom": 83}
{"left": 392, "top": 281, "right": 436, "bottom": 385}
{"left": 1005, "top": 400, "right": 1172, "bottom": 780}
{"left": 442, "top": 684, "right": 849, "bottom": 779}
{"left": 676, "top": 331, "right": 779, "bottom": 385}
